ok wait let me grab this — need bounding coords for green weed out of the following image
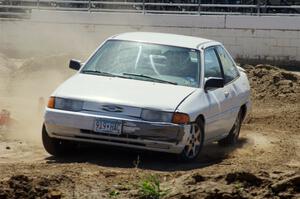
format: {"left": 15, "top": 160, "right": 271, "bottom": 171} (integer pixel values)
{"left": 138, "top": 174, "right": 168, "bottom": 199}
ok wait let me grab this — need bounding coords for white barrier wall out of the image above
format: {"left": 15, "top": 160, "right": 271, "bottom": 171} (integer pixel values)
{"left": 1, "top": 10, "right": 300, "bottom": 66}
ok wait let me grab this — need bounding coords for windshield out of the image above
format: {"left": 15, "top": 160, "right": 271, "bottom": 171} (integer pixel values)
{"left": 81, "top": 40, "right": 201, "bottom": 87}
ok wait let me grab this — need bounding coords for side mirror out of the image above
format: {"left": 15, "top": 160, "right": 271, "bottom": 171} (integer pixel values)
{"left": 69, "top": 59, "right": 81, "bottom": 71}
{"left": 204, "top": 77, "right": 224, "bottom": 91}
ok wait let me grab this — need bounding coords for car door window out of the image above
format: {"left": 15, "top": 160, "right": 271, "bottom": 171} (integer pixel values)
{"left": 216, "top": 46, "right": 239, "bottom": 84}
{"left": 204, "top": 48, "right": 222, "bottom": 78}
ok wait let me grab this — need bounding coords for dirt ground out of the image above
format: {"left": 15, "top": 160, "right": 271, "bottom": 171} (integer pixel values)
{"left": 0, "top": 53, "right": 299, "bottom": 199}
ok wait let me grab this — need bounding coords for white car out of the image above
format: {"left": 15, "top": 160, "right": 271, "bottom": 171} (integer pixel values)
{"left": 42, "top": 32, "right": 251, "bottom": 161}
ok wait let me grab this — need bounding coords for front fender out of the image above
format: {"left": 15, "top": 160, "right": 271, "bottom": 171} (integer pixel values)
{"left": 175, "top": 89, "right": 209, "bottom": 122}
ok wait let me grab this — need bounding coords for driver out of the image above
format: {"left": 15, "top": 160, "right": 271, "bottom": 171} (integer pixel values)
{"left": 165, "top": 50, "right": 197, "bottom": 80}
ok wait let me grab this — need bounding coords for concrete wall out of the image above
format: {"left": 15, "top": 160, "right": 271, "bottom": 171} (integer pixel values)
{"left": 1, "top": 10, "right": 300, "bottom": 66}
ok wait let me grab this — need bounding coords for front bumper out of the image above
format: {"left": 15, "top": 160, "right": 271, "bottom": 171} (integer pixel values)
{"left": 44, "top": 108, "right": 191, "bottom": 154}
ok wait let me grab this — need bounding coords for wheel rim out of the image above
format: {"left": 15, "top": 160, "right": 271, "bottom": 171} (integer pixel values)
{"left": 184, "top": 123, "right": 202, "bottom": 159}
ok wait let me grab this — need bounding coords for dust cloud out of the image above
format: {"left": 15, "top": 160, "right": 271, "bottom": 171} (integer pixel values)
{"left": 0, "top": 16, "right": 112, "bottom": 144}
{"left": 0, "top": 53, "right": 77, "bottom": 144}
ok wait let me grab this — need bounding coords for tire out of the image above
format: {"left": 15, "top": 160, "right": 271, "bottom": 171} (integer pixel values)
{"left": 218, "top": 110, "right": 243, "bottom": 146}
{"left": 179, "top": 119, "right": 205, "bottom": 162}
{"left": 42, "top": 124, "right": 77, "bottom": 156}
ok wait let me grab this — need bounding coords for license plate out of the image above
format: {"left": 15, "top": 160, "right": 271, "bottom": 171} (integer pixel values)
{"left": 94, "top": 119, "right": 122, "bottom": 135}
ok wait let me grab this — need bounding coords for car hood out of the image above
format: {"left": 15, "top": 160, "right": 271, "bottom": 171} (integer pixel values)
{"left": 53, "top": 73, "right": 197, "bottom": 111}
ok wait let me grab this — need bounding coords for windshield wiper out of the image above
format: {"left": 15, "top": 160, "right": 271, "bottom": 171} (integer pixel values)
{"left": 82, "top": 70, "right": 121, "bottom": 77}
{"left": 123, "top": 73, "right": 177, "bottom": 85}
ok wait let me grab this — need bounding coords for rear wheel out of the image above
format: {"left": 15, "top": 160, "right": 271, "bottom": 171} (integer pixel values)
{"left": 179, "top": 119, "right": 204, "bottom": 161}
{"left": 218, "top": 110, "right": 243, "bottom": 146}
{"left": 42, "top": 125, "right": 77, "bottom": 156}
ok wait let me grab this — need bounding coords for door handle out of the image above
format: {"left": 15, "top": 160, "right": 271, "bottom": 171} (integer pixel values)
{"left": 224, "top": 91, "right": 230, "bottom": 97}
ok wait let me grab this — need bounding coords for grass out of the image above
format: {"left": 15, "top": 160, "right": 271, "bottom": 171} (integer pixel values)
{"left": 234, "top": 183, "right": 245, "bottom": 194}
{"left": 133, "top": 155, "right": 140, "bottom": 168}
{"left": 109, "top": 190, "right": 120, "bottom": 198}
{"left": 138, "top": 174, "right": 168, "bottom": 199}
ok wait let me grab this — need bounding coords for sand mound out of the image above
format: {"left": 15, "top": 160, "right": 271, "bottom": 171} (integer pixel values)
{"left": 166, "top": 171, "right": 300, "bottom": 199}
{"left": 0, "top": 174, "right": 73, "bottom": 199}
{"left": 244, "top": 64, "right": 300, "bottom": 103}
{"left": 0, "top": 54, "right": 15, "bottom": 74}
{"left": 12, "top": 54, "right": 74, "bottom": 79}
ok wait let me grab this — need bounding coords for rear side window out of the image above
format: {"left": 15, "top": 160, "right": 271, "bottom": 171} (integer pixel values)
{"left": 204, "top": 48, "right": 222, "bottom": 78}
{"left": 216, "top": 46, "right": 239, "bottom": 84}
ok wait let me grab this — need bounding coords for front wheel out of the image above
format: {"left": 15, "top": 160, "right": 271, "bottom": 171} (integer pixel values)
{"left": 42, "top": 125, "right": 77, "bottom": 156}
{"left": 218, "top": 110, "right": 243, "bottom": 146}
{"left": 179, "top": 119, "right": 204, "bottom": 162}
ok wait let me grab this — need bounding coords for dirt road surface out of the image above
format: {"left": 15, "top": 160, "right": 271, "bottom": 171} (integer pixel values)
{"left": 0, "top": 54, "right": 299, "bottom": 199}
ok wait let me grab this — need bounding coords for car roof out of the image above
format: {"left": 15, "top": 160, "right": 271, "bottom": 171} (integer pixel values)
{"left": 111, "top": 32, "right": 216, "bottom": 49}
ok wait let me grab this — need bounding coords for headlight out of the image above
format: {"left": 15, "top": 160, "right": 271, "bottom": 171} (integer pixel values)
{"left": 47, "top": 97, "right": 83, "bottom": 112}
{"left": 141, "top": 109, "right": 173, "bottom": 123}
